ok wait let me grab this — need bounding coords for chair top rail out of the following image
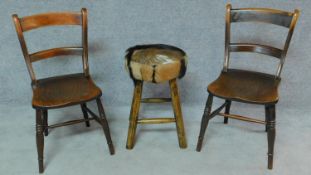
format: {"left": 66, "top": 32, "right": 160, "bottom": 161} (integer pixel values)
{"left": 231, "top": 8, "right": 294, "bottom": 28}
{"left": 18, "top": 12, "right": 82, "bottom": 32}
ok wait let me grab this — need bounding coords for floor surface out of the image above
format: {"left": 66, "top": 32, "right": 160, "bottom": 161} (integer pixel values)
{"left": 0, "top": 102, "right": 310, "bottom": 175}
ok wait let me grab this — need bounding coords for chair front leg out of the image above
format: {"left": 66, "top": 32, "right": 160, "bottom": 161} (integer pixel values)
{"left": 224, "top": 100, "right": 231, "bottom": 124}
{"left": 265, "top": 105, "right": 269, "bottom": 132}
{"left": 96, "top": 98, "right": 115, "bottom": 155}
{"left": 43, "top": 109, "right": 48, "bottom": 136}
{"left": 36, "top": 109, "right": 44, "bottom": 173}
{"left": 81, "top": 103, "right": 90, "bottom": 127}
{"left": 196, "top": 93, "right": 213, "bottom": 152}
{"left": 266, "top": 104, "right": 276, "bottom": 169}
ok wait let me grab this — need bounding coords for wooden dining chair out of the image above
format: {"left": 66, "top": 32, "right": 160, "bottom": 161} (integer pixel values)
{"left": 196, "top": 4, "right": 299, "bottom": 169}
{"left": 12, "top": 8, "right": 114, "bottom": 173}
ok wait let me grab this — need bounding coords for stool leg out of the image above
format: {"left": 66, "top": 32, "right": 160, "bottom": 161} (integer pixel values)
{"left": 126, "top": 81, "right": 143, "bottom": 149}
{"left": 169, "top": 79, "right": 187, "bottom": 149}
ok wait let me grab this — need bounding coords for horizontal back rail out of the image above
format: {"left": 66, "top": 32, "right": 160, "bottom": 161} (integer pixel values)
{"left": 20, "top": 12, "right": 82, "bottom": 32}
{"left": 231, "top": 8, "right": 293, "bottom": 28}
{"left": 29, "top": 47, "right": 83, "bottom": 62}
{"left": 229, "top": 43, "right": 282, "bottom": 59}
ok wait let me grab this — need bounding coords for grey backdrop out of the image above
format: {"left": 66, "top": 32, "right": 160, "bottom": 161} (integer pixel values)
{"left": 0, "top": 0, "right": 310, "bottom": 108}
{"left": 1, "top": 1, "right": 311, "bottom": 175}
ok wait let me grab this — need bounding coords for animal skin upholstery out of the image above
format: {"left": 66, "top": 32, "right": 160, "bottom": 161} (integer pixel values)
{"left": 125, "top": 44, "right": 188, "bottom": 83}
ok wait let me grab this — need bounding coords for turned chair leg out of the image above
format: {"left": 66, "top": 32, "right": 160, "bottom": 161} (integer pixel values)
{"left": 36, "top": 109, "right": 44, "bottom": 173}
{"left": 43, "top": 110, "right": 48, "bottom": 136}
{"left": 224, "top": 100, "right": 231, "bottom": 124}
{"left": 81, "top": 103, "right": 90, "bottom": 127}
{"left": 265, "top": 105, "right": 269, "bottom": 132}
{"left": 266, "top": 104, "right": 276, "bottom": 169}
{"left": 96, "top": 98, "right": 115, "bottom": 155}
{"left": 169, "top": 79, "right": 187, "bottom": 148}
{"left": 126, "top": 81, "right": 143, "bottom": 149}
{"left": 196, "top": 94, "right": 213, "bottom": 152}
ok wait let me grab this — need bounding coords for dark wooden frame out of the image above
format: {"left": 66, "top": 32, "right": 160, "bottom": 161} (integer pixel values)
{"left": 12, "top": 8, "right": 114, "bottom": 173}
{"left": 196, "top": 4, "right": 299, "bottom": 169}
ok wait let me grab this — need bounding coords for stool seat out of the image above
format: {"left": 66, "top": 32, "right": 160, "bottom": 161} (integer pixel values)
{"left": 125, "top": 44, "right": 187, "bottom": 83}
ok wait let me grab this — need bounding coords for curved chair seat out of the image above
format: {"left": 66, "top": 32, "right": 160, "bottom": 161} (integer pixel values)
{"left": 208, "top": 69, "right": 280, "bottom": 104}
{"left": 32, "top": 73, "right": 102, "bottom": 109}
{"left": 125, "top": 44, "right": 187, "bottom": 83}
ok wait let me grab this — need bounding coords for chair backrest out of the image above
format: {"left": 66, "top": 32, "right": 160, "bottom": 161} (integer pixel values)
{"left": 223, "top": 4, "right": 299, "bottom": 78}
{"left": 12, "top": 8, "right": 89, "bottom": 85}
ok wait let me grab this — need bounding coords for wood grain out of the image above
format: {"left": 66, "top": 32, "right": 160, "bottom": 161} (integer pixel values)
{"left": 198, "top": 4, "right": 300, "bottom": 170}
{"left": 20, "top": 12, "right": 81, "bottom": 32}
{"left": 13, "top": 9, "right": 114, "bottom": 173}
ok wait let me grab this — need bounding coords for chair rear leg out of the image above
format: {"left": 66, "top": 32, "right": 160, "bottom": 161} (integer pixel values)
{"left": 43, "top": 110, "right": 48, "bottom": 136}
{"left": 224, "top": 100, "right": 231, "bottom": 124}
{"left": 266, "top": 105, "right": 276, "bottom": 169}
{"left": 36, "top": 109, "right": 44, "bottom": 173}
{"left": 81, "top": 103, "right": 90, "bottom": 127}
{"left": 196, "top": 94, "right": 213, "bottom": 152}
{"left": 96, "top": 98, "right": 115, "bottom": 155}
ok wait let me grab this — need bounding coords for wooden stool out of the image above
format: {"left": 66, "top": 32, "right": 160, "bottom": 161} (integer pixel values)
{"left": 125, "top": 44, "right": 188, "bottom": 149}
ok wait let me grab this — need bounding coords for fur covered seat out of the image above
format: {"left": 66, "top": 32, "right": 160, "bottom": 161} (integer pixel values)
{"left": 125, "top": 44, "right": 188, "bottom": 83}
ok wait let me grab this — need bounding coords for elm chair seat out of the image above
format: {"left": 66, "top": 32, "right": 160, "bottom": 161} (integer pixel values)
{"left": 32, "top": 73, "right": 102, "bottom": 109}
{"left": 208, "top": 69, "right": 280, "bottom": 104}
{"left": 125, "top": 44, "right": 187, "bottom": 83}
